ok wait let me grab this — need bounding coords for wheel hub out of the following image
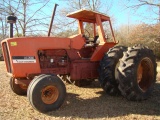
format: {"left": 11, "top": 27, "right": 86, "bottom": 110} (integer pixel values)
{"left": 137, "top": 57, "right": 154, "bottom": 92}
{"left": 19, "top": 84, "right": 28, "bottom": 90}
{"left": 41, "top": 86, "right": 59, "bottom": 104}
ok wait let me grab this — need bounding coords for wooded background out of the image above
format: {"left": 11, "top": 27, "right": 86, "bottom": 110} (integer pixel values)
{"left": 0, "top": 0, "right": 160, "bottom": 58}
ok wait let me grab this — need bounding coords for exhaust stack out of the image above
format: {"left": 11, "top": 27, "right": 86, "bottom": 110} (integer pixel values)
{"left": 48, "top": 4, "right": 58, "bottom": 37}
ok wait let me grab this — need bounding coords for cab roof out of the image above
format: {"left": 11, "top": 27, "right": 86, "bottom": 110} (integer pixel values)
{"left": 66, "top": 9, "right": 110, "bottom": 23}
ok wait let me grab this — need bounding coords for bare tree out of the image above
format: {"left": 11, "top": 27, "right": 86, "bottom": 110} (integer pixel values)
{"left": 0, "top": 0, "right": 53, "bottom": 37}
{"left": 0, "top": 13, "right": 8, "bottom": 40}
{"left": 0, "top": 1, "right": 9, "bottom": 40}
{"left": 128, "top": 0, "right": 160, "bottom": 8}
{"left": 124, "top": 0, "right": 160, "bottom": 23}
{"left": 53, "top": 0, "right": 113, "bottom": 37}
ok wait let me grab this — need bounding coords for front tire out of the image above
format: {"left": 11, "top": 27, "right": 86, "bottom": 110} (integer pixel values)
{"left": 10, "top": 77, "right": 27, "bottom": 95}
{"left": 117, "top": 44, "right": 157, "bottom": 101}
{"left": 27, "top": 74, "right": 66, "bottom": 113}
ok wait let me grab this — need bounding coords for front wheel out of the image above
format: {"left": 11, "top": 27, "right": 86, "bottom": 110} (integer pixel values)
{"left": 117, "top": 44, "right": 157, "bottom": 101}
{"left": 10, "top": 77, "right": 27, "bottom": 95}
{"left": 27, "top": 74, "right": 66, "bottom": 113}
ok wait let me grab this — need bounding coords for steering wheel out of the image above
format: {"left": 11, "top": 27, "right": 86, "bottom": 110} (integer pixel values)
{"left": 105, "top": 34, "right": 109, "bottom": 40}
{"left": 84, "top": 29, "right": 90, "bottom": 38}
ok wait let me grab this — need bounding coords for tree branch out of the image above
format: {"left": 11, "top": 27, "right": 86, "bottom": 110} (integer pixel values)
{"left": 26, "top": 0, "right": 50, "bottom": 24}
{"left": 138, "top": 0, "right": 160, "bottom": 7}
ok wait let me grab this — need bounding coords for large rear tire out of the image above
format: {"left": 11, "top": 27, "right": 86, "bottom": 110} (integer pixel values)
{"left": 117, "top": 44, "right": 157, "bottom": 101}
{"left": 98, "top": 46, "right": 127, "bottom": 95}
{"left": 27, "top": 74, "right": 66, "bottom": 113}
{"left": 10, "top": 77, "right": 27, "bottom": 95}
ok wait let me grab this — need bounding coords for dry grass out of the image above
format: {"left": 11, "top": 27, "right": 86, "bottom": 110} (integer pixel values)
{"left": 0, "top": 61, "right": 160, "bottom": 120}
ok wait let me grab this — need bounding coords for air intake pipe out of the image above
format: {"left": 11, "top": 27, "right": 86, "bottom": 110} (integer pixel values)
{"left": 7, "top": 13, "right": 17, "bottom": 38}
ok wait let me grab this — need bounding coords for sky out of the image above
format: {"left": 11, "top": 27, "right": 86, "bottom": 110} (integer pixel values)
{"left": 50, "top": 0, "right": 159, "bottom": 27}
{"left": 110, "top": 0, "right": 159, "bottom": 26}
{"left": 2, "top": 0, "right": 158, "bottom": 36}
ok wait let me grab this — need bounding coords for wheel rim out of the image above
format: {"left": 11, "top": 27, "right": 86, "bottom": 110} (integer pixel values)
{"left": 19, "top": 84, "right": 28, "bottom": 90}
{"left": 115, "top": 61, "right": 120, "bottom": 80}
{"left": 137, "top": 57, "right": 154, "bottom": 92}
{"left": 41, "top": 86, "right": 59, "bottom": 104}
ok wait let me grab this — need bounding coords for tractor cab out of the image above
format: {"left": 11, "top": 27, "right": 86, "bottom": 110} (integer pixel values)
{"left": 67, "top": 9, "right": 117, "bottom": 45}
{"left": 67, "top": 9, "right": 117, "bottom": 61}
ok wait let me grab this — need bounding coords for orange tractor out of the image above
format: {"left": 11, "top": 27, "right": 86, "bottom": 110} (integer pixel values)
{"left": 1, "top": 8, "right": 157, "bottom": 113}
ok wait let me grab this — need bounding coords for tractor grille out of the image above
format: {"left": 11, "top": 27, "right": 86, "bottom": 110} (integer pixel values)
{"left": 2, "top": 42, "right": 12, "bottom": 73}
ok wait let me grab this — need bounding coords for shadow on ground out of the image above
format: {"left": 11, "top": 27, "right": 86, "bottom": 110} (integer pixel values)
{"left": 47, "top": 82, "right": 160, "bottom": 119}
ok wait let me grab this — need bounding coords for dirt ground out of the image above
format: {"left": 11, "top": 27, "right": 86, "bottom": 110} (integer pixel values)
{"left": 0, "top": 61, "right": 160, "bottom": 120}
